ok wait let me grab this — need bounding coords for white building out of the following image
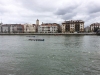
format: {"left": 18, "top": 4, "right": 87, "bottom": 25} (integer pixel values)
{"left": 38, "top": 23, "right": 59, "bottom": 33}
{"left": 1, "top": 24, "right": 10, "bottom": 33}
{"left": 23, "top": 23, "right": 36, "bottom": 33}
{"left": 90, "top": 23, "right": 100, "bottom": 32}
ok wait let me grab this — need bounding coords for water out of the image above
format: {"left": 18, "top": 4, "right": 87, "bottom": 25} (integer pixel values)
{"left": 0, "top": 35, "right": 100, "bottom": 75}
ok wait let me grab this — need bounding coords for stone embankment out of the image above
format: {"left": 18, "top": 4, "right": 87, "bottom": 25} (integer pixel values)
{"left": 0, "top": 33, "right": 96, "bottom": 35}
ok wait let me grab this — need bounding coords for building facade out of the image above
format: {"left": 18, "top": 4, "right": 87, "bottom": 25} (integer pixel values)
{"left": 1, "top": 24, "right": 10, "bottom": 33}
{"left": 90, "top": 23, "right": 100, "bottom": 32}
{"left": 84, "top": 26, "right": 90, "bottom": 32}
{"left": 0, "top": 22, "right": 3, "bottom": 33}
{"left": 62, "top": 20, "right": 84, "bottom": 33}
{"left": 36, "top": 19, "right": 39, "bottom": 25}
{"left": 10, "top": 24, "right": 24, "bottom": 33}
{"left": 0, "top": 24, "right": 24, "bottom": 33}
{"left": 36, "top": 19, "right": 39, "bottom": 33}
{"left": 23, "top": 23, "right": 36, "bottom": 33}
{"left": 38, "top": 23, "right": 59, "bottom": 33}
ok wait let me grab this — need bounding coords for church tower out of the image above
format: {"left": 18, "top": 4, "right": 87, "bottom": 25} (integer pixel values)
{"left": 36, "top": 19, "right": 39, "bottom": 33}
{"left": 36, "top": 19, "right": 39, "bottom": 25}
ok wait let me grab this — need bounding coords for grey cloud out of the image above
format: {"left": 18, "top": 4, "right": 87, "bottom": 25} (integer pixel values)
{"left": 87, "top": 3, "right": 100, "bottom": 14}
{"left": 1, "top": 0, "right": 100, "bottom": 26}
{"left": 0, "top": 5, "right": 9, "bottom": 14}
{"left": 53, "top": 0, "right": 100, "bottom": 26}
{"left": 61, "top": 13, "right": 76, "bottom": 20}
{"left": 17, "top": 0, "right": 55, "bottom": 12}
{"left": 54, "top": 3, "right": 79, "bottom": 20}
{"left": 87, "top": 12, "right": 100, "bottom": 20}
{"left": 0, "top": 8, "right": 7, "bottom": 14}
{"left": 55, "top": 5, "right": 79, "bottom": 15}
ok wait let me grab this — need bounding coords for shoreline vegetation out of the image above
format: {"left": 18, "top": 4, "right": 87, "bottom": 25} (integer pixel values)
{"left": 0, "top": 33, "right": 96, "bottom": 35}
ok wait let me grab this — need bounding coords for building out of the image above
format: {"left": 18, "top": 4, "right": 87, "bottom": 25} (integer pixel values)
{"left": 0, "top": 24, "right": 24, "bottom": 33}
{"left": 62, "top": 20, "right": 84, "bottom": 33}
{"left": 16, "top": 24, "right": 24, "bottom": 33}
{"left": 84, "top": 26, "right": 90, "bottom": 33}
{"left": 36, "top": 19, "right": 39, "bottom": 32}
{"left": 23, "top": 23, "right": 36, "bottom": 33}
{"left": 1, "top": 24, "right": 10, "bottom": 33}
{"left": 0, "top": 22, "right": 3, "bottom": 33}
{"left": 38, "top": 23, "right": 59, "bottom": 33}
{"left": 10, "top": 24, "right": 24, "bottom": 33}
{"left": 36, "top": 19, "right": 39, "bottom": 25}
{"left": 90, "top": 23, "right": 100, "bottom": 32}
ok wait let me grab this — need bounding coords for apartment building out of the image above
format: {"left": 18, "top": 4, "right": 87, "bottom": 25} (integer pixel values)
{"left": 38, "top": 23, "right": 59, "bottom": 33}
{"left": 0, "top": 24, "right": 24, "bottom": 33}
{"left": 23, "top": 23, "right": 36, "bottom": 33}
{"left": 62, "top": 20, "right": 84, "bottom": 33}
{"left": 90, "top": 23, "right": 100, "bottom": 32}
{"left": 1, "top": 24, "right": 10, "bottom": 33}
{"left": 10, "top": 24, "right": 24, "bottom": 33}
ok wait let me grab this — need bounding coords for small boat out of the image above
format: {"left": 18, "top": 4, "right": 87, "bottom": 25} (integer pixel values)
{"left": 29, "top": 39, "right": 44, "bottom": 41}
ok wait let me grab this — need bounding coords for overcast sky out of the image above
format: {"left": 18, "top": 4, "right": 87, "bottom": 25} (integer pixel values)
{"left": 0, "top": 0, "right": 100, "bottom": 26}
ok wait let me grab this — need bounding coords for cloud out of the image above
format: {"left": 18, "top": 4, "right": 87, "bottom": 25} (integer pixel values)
{"left": 0, "top": 0, "right": 100, "bottom": 26}
{"left": 54, "top": 0, "right": 100, "bottom": 26}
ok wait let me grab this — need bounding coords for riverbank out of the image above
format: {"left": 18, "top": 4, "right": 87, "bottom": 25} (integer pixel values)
{"left": 0, "top": 33, "right": 97, "bottom": 35}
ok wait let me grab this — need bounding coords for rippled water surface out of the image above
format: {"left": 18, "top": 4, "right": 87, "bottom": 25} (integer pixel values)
{"left": 0, "top": 35, "right": 100, "bottom": 75}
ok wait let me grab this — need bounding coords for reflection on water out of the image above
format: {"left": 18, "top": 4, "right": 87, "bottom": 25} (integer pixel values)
{"left": 0, "top": 35, "right": 100, "bottom": 75}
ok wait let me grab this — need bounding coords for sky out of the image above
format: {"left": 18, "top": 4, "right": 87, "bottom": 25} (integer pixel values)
{"left": 0, "top": 0, "right": 100, "bottom": 26}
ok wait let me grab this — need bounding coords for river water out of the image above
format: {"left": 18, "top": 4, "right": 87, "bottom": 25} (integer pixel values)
{"left": 0, "top": 35, "right": 100, "bottom": 75}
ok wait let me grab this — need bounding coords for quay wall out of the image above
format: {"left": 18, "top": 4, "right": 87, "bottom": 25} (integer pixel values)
{"left": 0, "top": 33, "right": 97, "bottom": 35}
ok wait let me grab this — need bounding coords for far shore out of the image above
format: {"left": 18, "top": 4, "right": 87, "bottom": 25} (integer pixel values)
{"left": 0, "top": 33, "right": 97, "bottom": 35}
